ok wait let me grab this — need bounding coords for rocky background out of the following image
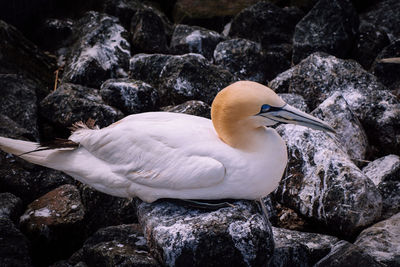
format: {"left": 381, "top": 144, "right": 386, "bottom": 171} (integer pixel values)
{"left": 0, "top": 0, "right": 399, "bottom": 266}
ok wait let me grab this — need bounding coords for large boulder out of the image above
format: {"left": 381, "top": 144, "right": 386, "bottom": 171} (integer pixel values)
{"left": 130, "top": 53, "right": 236, "bottom": 106}
{"left": 40, "top": 83, "right": 124, "bottom": 129}
{"left": 137, "top": 200, "right": 274, "bottom": 267}
{"left": 229, "top": 2, "right": 303, "bottom": 49}
{"left": 20, "top": 184, "right": 86, "bottom": 266}
{"left": 62, "top": 12, "right": 131, "bottom": 88}
{"left": 269, "top": 52, "right": 400, "bottom": 157}
{"left": 0, "top": 193, "right": 23, "bottom": 223}
{"left": 171, "top": 24, "right": 225, "bottom": 60}
{"left": 292, "top": 0, "right": 359, "bottom": 64}
{"left": 274, "top": 125, "right": 382, "bottom": 237}
{"left": 100, "top": 78, "right": 159, "bottom": 115}
{"left": 363, "top": 155, "right": 400, "bottom": 219}
{"left": 354, "top": 213, "right": 400, "bottom": 267}
{"left": 161, "top": 100, "right": 211, "bottom": 119}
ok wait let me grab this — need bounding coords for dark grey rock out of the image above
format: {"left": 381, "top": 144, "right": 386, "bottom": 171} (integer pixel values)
{"left": 270, "top": 227, "right": 339, "bottom": 266}
{"left": 275, "top": 124, "right": 382, "bottom": 237}
{"left": 312, "top": 92, "right": 369, "bottom": 161}
{"left": 0, "top": 74, "right": 40, "bottom": 140}
{"left": 20, "top": 184, "right": 86, "bottom": 266}
{"left": 130, "top": 53, "right": 236, "bottom": 106}
{"left": 292, "top": 0, "right": 359, "bottom": 64}
{"left": 354, "top": 212, "right": 400, "bottom": 267}
{"left": 62, "top": 12, "right": 131, "bottom": 88}
{"left": 79, "top": 185, "right": 138, "bottom": 235}
{"left": 0, "top": 193, "right": 23, "bottom": 223}
{"left": 130, "top": 8, "right": 169, "bottom": 54}
{"left": 269, "top": 52, "right": 400, "bottom": 157}
{"left": 372, "top": 39, "right": 400, "bottom": 90}
{"left": 213, "top": 38, "right": 266, "bottom": 83}
{"left": 138, "top": 200, "right": 273, "bottom": 267}
{"left": 278, "top": 93, "right": 309, "bottom": 113}
{"left": 361, "top": 0, "right": 400, "bottom": 42}
{"left": 264, "top": 44, "right": 293, "bottom": 81}
{"left": 69, "top": 224, "right": 159, "bottom": 266}
{"left": 100, "top": 78, "right": 159, "bottom": 115}
{"left": 171, "top": 24, "right": 225, "bottom": 60}
{"left": 35, "top": 18, "right": 74, "bottom": 51}
{"left": 352, "top": 21, "right": 390, "bottom": 70}
{"left": 0, "top": 114, "right": 35, "bottom": 141}
{"left": 363, "top": 155, "right": 400, "bottom": 219}
{"left": 229, "top": 2, "right": 303, "bottom": 49}
{"left": 40, "top": 83, "right": 124, "bottom": 128}
{"left": 315, "top": 240, "right": 383, "bottom": 266}
{"left": 0, "top": 218, "right": 33, "bottom": 267}
{"left": 0, "top": 20, "right": 56, "bottom": 98}
{"left": 161, "top": 100, "right": 211, "bottom": 119}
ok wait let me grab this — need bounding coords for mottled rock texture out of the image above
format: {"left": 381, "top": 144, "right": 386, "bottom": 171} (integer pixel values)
{"left": 275, "top": 124, "right": 382, "bottom": 236}
{"left": 138, "top": 200, "right": 273, "bottom": 267}
{"left": 278, "top": 94, "right": 309, "bottom": 113}
{"left": 0, "top": 193, "right": 23, "bottom": 222}
{"left": 372, "top": 39, "right": 400, "bottom": 90}
{"left": 161, "top": 100, "right": 211, "bottom": 119}
{"left": 62, "top": 12, "right": 131, "bottom": 88}
{"left": 100, "top": 78, "right": 159, "bottom": 115}
{"left": 40, "top": 83, "right": 123, "bottom": 128}
{"left": 171, "top": 24, "right": 225, "bottom": 60}
{"left": 292, "top": 0, "right": 359, "bottom": 63}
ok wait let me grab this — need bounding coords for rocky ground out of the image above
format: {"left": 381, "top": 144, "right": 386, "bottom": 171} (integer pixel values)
{"left": 0, "top": 0, "right": 399, "bottom": 266}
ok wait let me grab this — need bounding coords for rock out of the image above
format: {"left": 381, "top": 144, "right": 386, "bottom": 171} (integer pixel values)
{"left": 0, "top": 114, "right": 35, "bottom": 141}
{"left": 272, "top": 203, "right": 312, "bottom": 232}
{"left": 264, "top": 44, "right": 293, "bottom": 81}
{"left": 361, "top": 0, "right": 400, "bottom": 42}
{"left": 292, "top": 0, "right": 359, "bottom": 64}
{"left": 363, "top": 155, "right": 400, "bottom": 219}
{"left": 172, "top": 0, "right": 259, "bottom": 32}
{"left": 270, "top": 227, "right": 339, "bottom": 266}
{"left": 0, "top": 218, "right": 33, "bottom": 267}
{"left": 79, "top": 185, "right": 138, "bottom": 235}
{"left": 171, "top": 24, "right": 225, "bottom": 60}
{"left": 130, "top": 53, "right": 236, "bottom": 106}
{"left": 352, "top": 21, "right": 390, "bottom": 70}
{"left": 100, "top": 78, "right": 159, "bottom": 115}
{"left": 62, "top": 12, "right": 131, "bottom": 88}
{"left": 0, "top": 20, "right": 56, "bottom": 97}
{"left": 354, "top": 213, "right": 400, "bottom": 267}
{"left": 0, "top": 193, "right": 23, "bottom": 222}
{"left": 269, "top": 52, "right": 400, "bottom": 157}
{"left": 130, "top": 8, "right": 169, "bottom": 54}
{"left": 278, "top": 94, "right": 309, "bottom": 113}
{"left": 213, "top": 38, "right": 267, "bottom": 83}
{"left": 161, "top": 100, "right": 211, "bottom": 119}
{"left": 0, "top": 74, "right": 40, "bottom": 140}
{"left": 69, "top": 224, "right": 159, "bottom": 266}
{"left": 372, "top": 39, "right": 400, "bottom": 90}
{"left": 315, "top": 240, "right": 383, "bottom": 266}
{"left": 312, "top": 92, "right": 369, "bottom": 161}
{"left": 40, "top": 83, "right": 123, "bottom": 129}
{"left": 229, "top": 2, "right": 303, "bottom": 49}
{"left": 274, "top": 124, "right": 382, "bottom": 237}
{"left": 20, "top": 184, "right": 86, "bottom": 266}
{"left": 34, "top": 18, "right": 75, "bottom": 51}
{"left": 137, "top": 200, "right": 274, "bottom": 266}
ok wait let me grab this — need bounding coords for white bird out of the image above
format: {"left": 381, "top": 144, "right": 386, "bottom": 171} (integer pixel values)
{"left": 0, "top": 81, "right": 333, "bottom": 203}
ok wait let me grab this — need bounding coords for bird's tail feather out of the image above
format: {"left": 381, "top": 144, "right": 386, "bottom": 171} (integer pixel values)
{"left": 0, "top": 136, "right": 63, "bottom": 168}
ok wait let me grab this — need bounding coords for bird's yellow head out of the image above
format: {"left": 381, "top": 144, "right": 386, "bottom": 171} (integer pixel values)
{"left": 211, "top": 81, "right": 334, "bottom": 148}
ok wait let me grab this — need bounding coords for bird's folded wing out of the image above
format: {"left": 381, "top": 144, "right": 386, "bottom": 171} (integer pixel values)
{"left": 70, "top": 118, "right": 226, "bottom": 190}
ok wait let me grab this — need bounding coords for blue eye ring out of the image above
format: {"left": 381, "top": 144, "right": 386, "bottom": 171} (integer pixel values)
{"left": 261, "top": 104, "right": 271, "bottom": 113}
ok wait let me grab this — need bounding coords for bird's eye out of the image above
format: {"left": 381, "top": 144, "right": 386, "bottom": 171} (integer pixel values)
{"left": 261, "top": 104, "right": 271, "bottom": 113}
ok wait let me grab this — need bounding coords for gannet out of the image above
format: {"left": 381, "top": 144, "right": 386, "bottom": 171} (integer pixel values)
{"left": 0, "top": 81, "right": 333, "bottom": 203}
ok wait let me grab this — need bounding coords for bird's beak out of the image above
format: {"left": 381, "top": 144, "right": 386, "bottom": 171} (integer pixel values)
{"left": 258, "top": 104, "right": 335, "bottom": 133}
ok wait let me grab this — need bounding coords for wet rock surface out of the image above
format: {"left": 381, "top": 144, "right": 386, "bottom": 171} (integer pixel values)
{"left": 292, "top": 0, "right": 359, "bottom": 64}
{"left": 138, "top": 200, "right": 273, "bottom": 267}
